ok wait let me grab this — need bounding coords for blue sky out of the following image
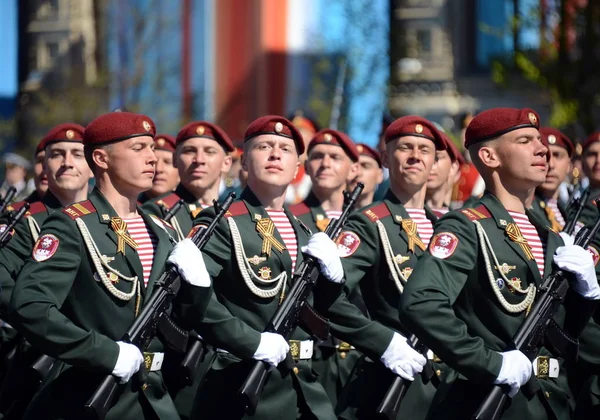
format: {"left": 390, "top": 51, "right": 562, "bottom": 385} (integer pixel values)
{"left": 0, "top": 0, "right": 17, "bottom": 97}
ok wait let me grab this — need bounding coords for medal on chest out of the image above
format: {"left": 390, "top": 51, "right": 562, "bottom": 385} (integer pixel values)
{"left": 110, "top": 217, "right": 138, "bottom": 255}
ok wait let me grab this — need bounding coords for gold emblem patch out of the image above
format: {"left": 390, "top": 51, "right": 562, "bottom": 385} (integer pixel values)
{"left": 196, "top": 125, "right": 205, "bottom": 135}
{"left": 548, "top": 135, "right": 556, "bottom": 144}
{"left": 258, "top": 266, "right": 272, "bottom": 280}
{"left": 357, "top": 145, "right": 363, "bottom": 153}
{"left": 157, "top": 138, "right": 165, "bottom": 147}
{"left": 66, "top": 129, "right": 75, "bottom": 139}
{"left": 275, "top": 122, "right": 283, "bottom": 133}
{"left": 143, "top": 120, "right": 152, "bottom": 132}
{"left": 528, "top": 112, "right": 538, "bottom": 125}
{"left": 415, "top": 124, "right": 423, "bottom": 133}
{"left": 324, "top": 133, "right": 332, "bottom": 142}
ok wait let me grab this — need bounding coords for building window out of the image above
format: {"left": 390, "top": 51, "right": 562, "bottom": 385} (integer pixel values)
{"left": 416, "top": 29, "right": 432, "bottom": 54}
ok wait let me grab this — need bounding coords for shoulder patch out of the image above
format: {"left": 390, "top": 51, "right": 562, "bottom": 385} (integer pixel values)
{"left": 289, "top": 202, "right": 311, "bottom": 217}
{"left": 362, "top": 203, "right": 391, "bottom": 222}
{"left": 187, "top": 224, "right": 207, "bottom": 239}
{"left": 460, "top": 205, "right": 491, "bottom": 221}
{"left": 587, "top": 245, "right": 600, "bottom": 267}
{"left": 429, "top": 232, "right": 459, "bottom": 259}
{"left": 155, "top": 193, "right": 181, "bottom": 210}
{"left": 0, "top": 224, "right": 14, "bottom": 240}
{"left": 27, "top": 201, "right": 47, "bottom": 216}
{"left": 62, "top": 200, "right": 97, "bottom": 220}
{"left": 225, "top": 201, "right": 249, "bottom": 218}
{"left": 32, "top": 234, "right": 60, "bottom": 262}
{"left": 336, "top": 231, "right": 361, "bottom": 257}
{"left": 5, "top": 200, "right": 27, "bottom": 212}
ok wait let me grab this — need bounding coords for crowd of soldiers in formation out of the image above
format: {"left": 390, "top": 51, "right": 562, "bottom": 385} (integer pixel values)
{"left": 0, "top": 107, "right": 598, "bottom": 420}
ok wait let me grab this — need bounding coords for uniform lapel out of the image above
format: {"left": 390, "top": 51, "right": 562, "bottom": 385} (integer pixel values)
{"left": 139, "top": 210, "right": 174, "bottom": 297}
{"left": 383, "top": 190, "right": 418, "bottom": 253}
{"left": 304, "top": 192, "right": 329, "bottom": 232}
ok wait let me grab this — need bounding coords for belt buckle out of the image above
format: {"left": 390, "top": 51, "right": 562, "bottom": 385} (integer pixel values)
{"left": 337, "top": 341, "right": 352, "bottom": 352}
{"left": 143, "top": 352, "right": 154, "bottom": 372}
{"left": 289, "top": 340, "right": 300, "bottom": 361}
{"left": 536, "top": 356, "right": 550, "bottom": 379}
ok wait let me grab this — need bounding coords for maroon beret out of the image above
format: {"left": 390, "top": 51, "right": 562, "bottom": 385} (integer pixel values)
{"left": 154, "top": 134, "right": 176, "bottom": 152}
{"left": 356, "top": 143, "right": 382, "bottom": 167}
{"left": 37, "top": 123, "right": 85, "bottom": 155}
{"left": 384, "top": 116, "right": 447, "bottom": 150}
{"left": 465, "top": 108, "right": 540, "bottom": 148}
{"left": 539, "top": 127, "right": 573, "bottom": 157}
{"left": 244, "top": 115, "right": 305, "bottom": 155}
{"left": 291, "top": 115, "right": 319, "bottom": 134}
{"left": 176, "top": 121, "right": 235, "bottom": 152}
{"left": 582, "top": 131, "right": 600, "bottom": 152}
{"left": 84, "top": 112, "right": 156, "bottom": 146}
{"left": 307, "top": 129, "right": 359, "bottom": 162}
{"left": 439, "top": 131, "right": 465, "bottom": 164}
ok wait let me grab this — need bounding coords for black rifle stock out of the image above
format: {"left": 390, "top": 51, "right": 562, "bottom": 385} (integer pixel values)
{"left": 238, "top": 183, "right": 364, "bottom": 415}
{"left": 0, "top": 186, "right": 17, "bottom": 214}
{"left": 0, "top": 203, "right": 30, "bottom": 247}
{"left": 563, "top": 188, "right": 589, "bottom": 234}
{"left": 472, "top": 201, "right": 600, "bottom": 420}
{"left": 83, "top": 192, "right": 235, "bottom": 420}
{"left": 163, "top": 199, "right": 185, "bottom": 223}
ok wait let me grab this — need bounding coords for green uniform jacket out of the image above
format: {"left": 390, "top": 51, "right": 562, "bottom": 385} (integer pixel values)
{"left": 530, "top": 195, "right": 569, "bottom": 232}
{"left": 142, "top": 184, "right": 201, "bottom": 241}
{"left": 332, "top": 190, "right": 440, "bottom": 419}
{"left": 191, "top": 187, "right": 392, "bottom": 419}
{"left": 400, "top": 192, "right": 597, "bottom": 420}
{"left": 0, "top": 192, "right": 63, "bottom": 315}
{"left": 8, "top": 188, "right": 212, "bottom": 420}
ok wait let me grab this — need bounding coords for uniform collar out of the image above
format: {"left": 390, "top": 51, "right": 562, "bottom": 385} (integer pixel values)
{"left": 42, "top": 190, "right": 64, "bottom": 211}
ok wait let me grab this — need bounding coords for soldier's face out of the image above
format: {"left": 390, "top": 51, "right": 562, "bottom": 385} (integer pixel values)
{"left": 242, "top": 135, "right": 299, "bottom": 189}
{"left": 539, "top": 145, "right": 571, "bottom": 194}
{"left": 583, "top": 142, "right": 600, "bottom": 187}
{"left": 102, "top": 136, "right": 157, "bottom": 193}
{"left": 175, "top": 137, "right": 231, "bottom": 192}
{"left": 491, "top": 128, "right": 548, "bottom": 187}
{"left": 384, "top": 136, "right": 435, "bottom": 189}
{"left": 150, "top": 149, "right": 179, "bottom": 197}
{"left": 305, "top": 144, "right": 357, "bottom": 191}
{"left": 348, "top": 155, "right": 383, "bottom": 199}
{"left": 33, "top": 150, "right": 48, "bottom": 195}
{"left": 427, "top": 150, "right": 452, "bottom": 191}
{"left": 45, "top": 142, "right": 92, "bottom": 193}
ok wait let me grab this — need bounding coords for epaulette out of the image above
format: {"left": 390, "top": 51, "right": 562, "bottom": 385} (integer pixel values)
{"left": 150, "top": 214, "right": 174, "bottom": 231}
{"left": 62, "top": 200, "right": 97, "bottom": 220}
{"left": 289, "top": 202, "right": 311, "bottom": 217}
{"left": 225, "top": 201, "right": 249, "bottom": 218}
{"left": 362, "top": 203, "right": 391, "bottom": 222}
{"left": 155, "top": 193, "right": 181, "bottom": 210}
{"left": 27, "top": 201, "right": 47, "bottom": 216}
{"left": 5, "top": 200, "right": 29, "bottom": 213}
{"left": 460, "top": 205, "right": 491, "bottom": 221}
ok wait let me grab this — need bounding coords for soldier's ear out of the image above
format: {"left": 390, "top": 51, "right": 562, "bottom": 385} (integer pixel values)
{"left": 92, "top": 148, "right": 110, "bottom": 171}
{"left": 381, "top": 150, "right": 390, "bottom": 169}
{"left": 478, "top": 145, "right": 499, "bottom": 169}
{"left": 221, "top": 154, "right": 233, "bottom": 173}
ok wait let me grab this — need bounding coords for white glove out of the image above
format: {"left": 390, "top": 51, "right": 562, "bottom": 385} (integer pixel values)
{"left": 167, "top": 238, "right": 211, "bottom": 287}
{"left": 380, "top": 333, "right": 427, "bottom": 381}
{"left": 493, "top": 350, "right": 532, "bottom": 398}
{"left": 112, "top": 341, "right": 144, "bottom": 384}
{"left": 301, "top": 232, "right": 344, "bottom": 283}
{"left": 252, "top": 332, "right": 289, "bottom": 368}
{"left": 554, "top": 233, "right": 600, "bottom": 300}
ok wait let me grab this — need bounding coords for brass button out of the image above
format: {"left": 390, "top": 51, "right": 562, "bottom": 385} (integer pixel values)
{"left": 436, "top": 369, "right": 442, "bottom": 377}
{"left": 545, "top": 391, "right": 550, "bottom": 398}
{"left": 340, "top": 352, "right": 347, "bottom": 359}
{"left": 141, "top": 383, "right": 148, "bottom": 391}
{"left": 293, "top": 367, "right": 299, "bottom": 374}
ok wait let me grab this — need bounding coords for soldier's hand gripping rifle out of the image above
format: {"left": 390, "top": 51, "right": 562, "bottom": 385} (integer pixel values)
{"left": 563, "top": 188, "right": 590, "bottom": 234}
{"left": 472, "top": 200, "right": 600, "bottom": 420}
{"left": 238, "top": 183, "right": 363, "bottom": 415}
{"left": 0, "top": 202, "right": 30, "bottom": 248}
{"left": 84, "top": 192, "right": 235, "bottom": 420}
{"left": 0, "top": 186, "right": 17, "bottom": 215}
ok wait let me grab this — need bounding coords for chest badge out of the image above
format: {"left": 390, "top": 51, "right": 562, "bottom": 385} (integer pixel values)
{"left": 256, "top": 218, "right": 285, "bottom": 256}
{"left": 495, "top": 263, "right": 516, "bottom": 275}
{"left": 247, "top": 255, "right": 267, "bottom": 266}
{"left": 258, "top": 266, "right": 272, "bottom": 280}
{"left": 394, "top": 254, "right": 410, "bottom": 265}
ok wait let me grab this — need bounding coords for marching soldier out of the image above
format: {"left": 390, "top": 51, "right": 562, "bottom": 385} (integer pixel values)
{"left": 285, "top": 110, "right": 319, "bottom": 204}
{"left": 333, "top": 116, "right": 447, "bottom": 419}
{"left": 575, "top": 131, "right": 600, "bottom": 226}
{"left": 190, "top": 115, "right": 399, "bottom": 419}
{"left": 26, "top": 138, "right": 50, "bottom": 205}
{"left": 426, "top": 132, "right": 464, "bottom": 215}
{"left": 530, "top": 127, "right": 574, "bottom": 231}
{"left": 138, "top": 134, "right": 179, "bottom": 204}
{"left": 289, "top": 129, "right": 360, "bottom": 408}
{"left": 143, "top": 121, "right": 234, "bottom": 241}
{"left": 9, "top": 111, "right": 213, "bottom": 419}
{"left": 400, "top": 108, "right": 600, "bottom": 419}
{"left": 348, "top": 143, "right": 384, "bottom": 210}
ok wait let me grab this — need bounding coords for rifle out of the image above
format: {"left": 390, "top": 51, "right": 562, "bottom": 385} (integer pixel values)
{"left": 163, "top": 199, "right": 185, "bottom": 223}
{"left": 472, "top": 200, "right": 600, "bottom": 420}
{"left": 84, "top": 192, "right": 235, "bottom": 420}
{"left": 0, "top": 203, "right": 30, "bottom": 247}
{"left": 238, "top": 183, "right": 363, "bottom": 415}
{"left": 0, "top": 186, "right": 17, "bottom": 214}
{"left": 563, "top": 188, "right": 590, "bottom": 234}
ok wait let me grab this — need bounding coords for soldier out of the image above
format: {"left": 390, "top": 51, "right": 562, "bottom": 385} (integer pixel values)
{"left": 138, "top": 134, "right": 179, "bottom": 204}
{"left": 575, "top": 131, "right": 600, "bottom": 226}
{"left": 285, "top": 110, "right": 320, "bottom": 204}
{"left": 0, "top": 153, "right": 31, "bottom": 203}
{"left": 27, "top": 138, "right": 49, "bottom": 204}
{"left": 400, "top": 108, "right": 600, "bottom": 419}
{"left": 9, "top": 111, "right": 213, "bottom": 419}
{"left": 349, "top": 144, "right": 384, "bottom": 210}
{"left": 190, "top": 115, "right": 404, "bottom": 420}
{"left": 289, "top": 129, "right": 360, "bottom": 408}
{"left": 143, "top": 121, "right": 234, "bottom": 241}
{"left": 333, "top": 116, "right": 447, "bottom": 419}
{"left": 426, "top": 132, "right": 464, "bottom": 215}
{"left": 530, "top": 127, "right": 574, "bottom": 231}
